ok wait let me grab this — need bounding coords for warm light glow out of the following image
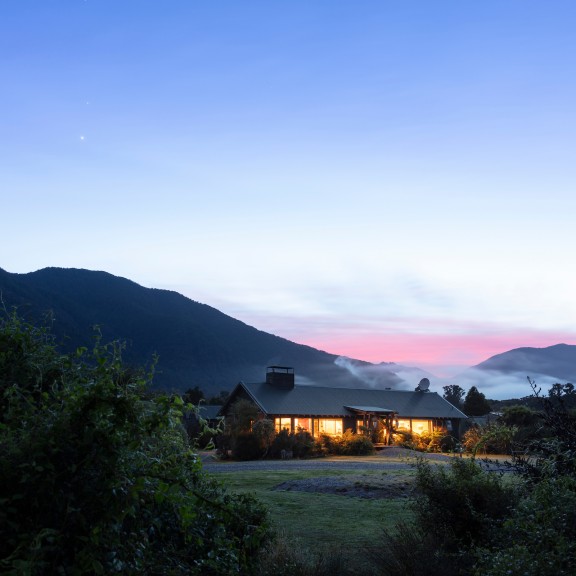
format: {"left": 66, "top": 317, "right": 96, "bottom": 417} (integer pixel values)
{"left": 412, "top": 419, "right": 431, "bottom": 435}
{"left": 294, "top": 418, "right": 310, "bottom": 432}
{"left": 396, "top": 418, "right": 432, "bottom": 435}
{"left": 275, "top": 417, "right": 291, "bottom": 433}
{"left": 318, "top": 419, "right": 343, "bottom": 436}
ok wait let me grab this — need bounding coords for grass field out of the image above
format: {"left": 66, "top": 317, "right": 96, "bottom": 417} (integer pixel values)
{"left": 213, "top": 464, "right": 416, "bottom": 570}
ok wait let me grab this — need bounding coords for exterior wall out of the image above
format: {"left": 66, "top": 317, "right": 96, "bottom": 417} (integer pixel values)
{"left": 342, "top": 416, "right": 357, "bottom": 433}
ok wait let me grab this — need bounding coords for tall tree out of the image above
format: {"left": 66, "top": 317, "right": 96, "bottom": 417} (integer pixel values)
{"left": 443, "top": 384, "right": 465, "bottom": 409}
{"left": 463, "top": 386, "right": 491, "bottom": 416}
{"left": 183, "top": 385, "right": 205, "bottom": 405}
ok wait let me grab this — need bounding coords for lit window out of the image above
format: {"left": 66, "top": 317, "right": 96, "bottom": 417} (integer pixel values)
{"left": 318, "top": 419, "right": 343, "bottom": 436}
{"left": 275, "top": 417, "right": 291, "bottom": 433}
{"left": 396, "top": 419, "right": 411, "bottom": 431}
{"left": 412, "top": 420, "right": 431, "bottom": 435}
{"left": 294, "top": 418, "right": 310, "bottom": 431}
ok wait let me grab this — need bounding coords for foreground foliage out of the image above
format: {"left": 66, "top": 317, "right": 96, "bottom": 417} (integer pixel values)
{"left": 0, "top": 312, "right": 270, "bottom": 575}
{"left": 377, "top": 378, "right": 576, "bottom": 576}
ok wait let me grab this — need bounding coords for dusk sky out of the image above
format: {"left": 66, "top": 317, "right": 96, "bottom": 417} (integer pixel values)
{"left": 2, "top": 1, "right": 576, "bottom": 382}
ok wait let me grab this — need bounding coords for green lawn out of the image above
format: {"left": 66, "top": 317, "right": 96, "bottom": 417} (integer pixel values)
{"left": 213, "top": 466, "right": 415, "bottom": 568}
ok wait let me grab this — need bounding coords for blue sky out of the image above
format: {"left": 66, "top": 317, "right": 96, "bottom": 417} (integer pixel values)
{"left": 2, "top": 1, "right": 576, "bottom": 393}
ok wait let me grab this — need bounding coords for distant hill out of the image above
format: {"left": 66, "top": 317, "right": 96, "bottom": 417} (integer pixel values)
{"left": 5, "top": 267, "right": 572, "bottom": 400}
{"left": 0, "top": 267, "right": 407, "bottom": 395}
{"left": 450, "top": 344, "right": 576, "bottom": 402}
{"left": 474, "top": 344, "right": 576, "bottom": 382}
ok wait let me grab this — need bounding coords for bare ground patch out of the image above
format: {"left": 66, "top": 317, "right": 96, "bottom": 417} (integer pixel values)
{"left": 272, "top": 473, "right": 416, "bottom": 499}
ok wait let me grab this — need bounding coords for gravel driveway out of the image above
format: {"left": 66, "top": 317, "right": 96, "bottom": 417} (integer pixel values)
{"left": 202, "top": 447, "right": 511, "bottom": 473}
{"left": 201, "top": 447, "right": 456, "bottom": 473}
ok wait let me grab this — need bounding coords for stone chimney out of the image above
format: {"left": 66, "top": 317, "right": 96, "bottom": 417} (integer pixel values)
{"left": 266, "top": 366, "right": 295, "bottom": 390}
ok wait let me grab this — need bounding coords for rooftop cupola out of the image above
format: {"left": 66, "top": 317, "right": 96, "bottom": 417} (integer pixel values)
{"left": 266, "top": 366, "right": 295, "bottom": 390}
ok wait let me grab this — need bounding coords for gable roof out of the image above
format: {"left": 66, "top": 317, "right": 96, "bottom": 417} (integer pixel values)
{"left": 221, "top": 381, "right": 467, "bottom": 419}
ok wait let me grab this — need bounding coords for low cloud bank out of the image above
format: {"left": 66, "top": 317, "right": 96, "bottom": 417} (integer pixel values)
{"left": 334, "top": 356, "right": 429, "bottom": 391}
{"left": 334, "top": 357, "right": 568, "bottom": 400}
{"left": 445, "top": 368, "right": 561, "bottom": 401}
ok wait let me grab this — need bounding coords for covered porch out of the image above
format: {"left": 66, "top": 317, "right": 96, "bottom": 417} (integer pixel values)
{"left": 344, "top": 405, "right": 397, "bottom": 446}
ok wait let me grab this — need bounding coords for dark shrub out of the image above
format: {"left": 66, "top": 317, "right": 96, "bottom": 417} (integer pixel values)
{"left": 316, "top": 433, "right": 338, "bottom": 454}
{"left": 270, "top": 429, "right": 295, "bottom": 458}
{"left": 413, "top": 457, "right": 518, "bottom": 551}
{"left": 439, "top": 434, "right": 458, "bottom": 452}
{"left": 256, "top": 534, "right": 354, "bottom": 576}
{"left": 0, "top": 312, "right": 271, "bottom": 575}
{"left": 252, "top": 418, "right": 276, "bottom": 457}
{"left": 232, "top": 431, "right": 263, "bottom": 460}
{"left": 476, "top": 476, "right": 576, "bottom": 576}
{"left": 292, "top": 430, "right": 318, "bottom": 458}
{"left": 371, "top": 521, "right": 462, "bottom": 576}
{"left": 500, "top": 404, "right": 539, "bottom": 427}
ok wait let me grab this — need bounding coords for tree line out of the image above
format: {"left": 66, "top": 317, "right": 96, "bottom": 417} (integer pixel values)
{"left": 443, "top": 383, "right": 492, "bottom": 416}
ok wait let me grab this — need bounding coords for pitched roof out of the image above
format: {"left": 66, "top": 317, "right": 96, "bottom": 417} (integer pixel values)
{"left": 198, "top": 405, "right": 223, "bottom": 420}
{"left": 224, "top": 381, "right": 467, "bottom": 419}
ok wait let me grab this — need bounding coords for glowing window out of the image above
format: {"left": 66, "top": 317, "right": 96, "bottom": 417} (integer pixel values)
{"left": 275, "top": 418, "right": 291, "bottom": 433}
{"left": 318, "top": 419, "right": 343, "bottom": 436}
{"left": 294, "top": 418, "right": 310, "bottom": 432}
{"left": 412, "top": 419, "right": 431, "bottom": 435}
{"left": 396, "top": 419, "right": 411, "bottom": 431}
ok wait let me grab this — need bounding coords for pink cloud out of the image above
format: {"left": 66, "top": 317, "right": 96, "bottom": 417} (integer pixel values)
{"left": 242, "top": 313, "right": 576, "bottom": 374}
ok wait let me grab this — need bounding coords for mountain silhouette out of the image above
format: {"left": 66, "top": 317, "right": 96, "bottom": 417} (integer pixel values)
{"left": 474, "top": 344, "right": 576, "bottom": 383}
{"left": 4, "top": 267, "right": 572, "bottom": 399}
{"left": 0, "top": 267, "right": 406, "bottom": 394}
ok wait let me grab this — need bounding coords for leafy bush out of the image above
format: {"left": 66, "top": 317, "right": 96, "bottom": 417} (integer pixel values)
{"left": 270, "top": 429, "right": 296, "bottom": 458}
{"left": 232, "top": 431, "right": 264, "bottom": 461}
{"left": 316, "top": 430, "right": 374, "bottom": 455}
{"left": 371, "top": 521, "right": 462, "bottom": 576}
{"left": 413, "top": 430, "right": 446, "bottom": 452}
{"left": 292, "top": 429, "right": 318, "bottom": 458}
{"left": 511, "top": 380, "right": 576, "bottom": 481}
{"left": 268, "top": 429, "right": 321, "bottom": 459}
{"left": 438, "top": 434, "right": 458, "bottom": 452}
{"left": 462, "top": 423, "right": 517, "bottom": 454}
{"left": 340, "top": 430, "right": 374, "bottom": 455}
{"left": 413, "top": 457, "right": 518, "bottom": 551}
{"left": 228, "top": 398, "right": 260, "bottom": 434}
{"left": 475, "top": 476, "right": 576, "bottom": 576}
{"left": 252, "top": 418, "right": 276, "bottom": 457}
{"left": 500, "top": 404, "right": 539, "bottom": 427}
{"left": 255, "top": 533, "right": 353, "bottom": 576}
{"left": 0, "top": 312, "right": 270, "bottom": 575}
{"left": 391, "top": 429, "right": 415, "bottom": 449}
{"left": 379, "top": 379, "right": 576, "bottom": 576}
{"left": 316, "top": 433, "right": 338, "bottom": 454}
